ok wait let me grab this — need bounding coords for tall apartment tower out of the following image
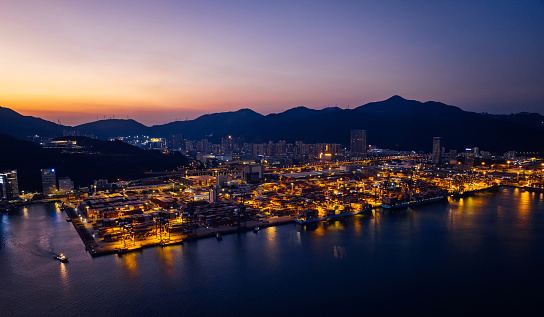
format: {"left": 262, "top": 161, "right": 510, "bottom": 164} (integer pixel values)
{"left": 170, "top": 134, "right": 184, "bottom": 150}
{"left": 350, "top": 130, "right": 367, "bottom": 158}
{"left": 432, "top": 137, "right": 442, "bottom": 164}
{"left": 58, "top": 177, "right": 74, "bottom": 194}
{"left": 41, "top": 168, "right": 57, "bottom": 195}
{"left": 0, "top": 170, "right": 19, "bottom": 199}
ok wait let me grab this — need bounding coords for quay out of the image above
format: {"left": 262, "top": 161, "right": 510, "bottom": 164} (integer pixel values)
{"left": 1, "top": 198, "right": 61, "bottom": 213}
{"left": 55, "top": 153, "right": 531, "bottom": 258}
{"left": 64, "top": 206, "right": 98, "bottom": 253}
{"left": 63, "top": 186, "right": 503, "bottom": 257}
{"left": 449, "top": 185, "right": 500, "bottom": 198}
{"left": 64, "top": 202, "right": 294, "bottom": 257}
{"left": 91, "top": 216, "right": 293, "bottom": 257}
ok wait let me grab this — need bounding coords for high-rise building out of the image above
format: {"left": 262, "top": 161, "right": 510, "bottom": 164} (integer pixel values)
{"left": 242, "top": 165, "right": 264, "bottom": 183}
{"left": 481, "top": 151, "right": 491, "bottom": 159}
{"left": 503, "top": 151, "right": 516, "bottom": 160}
{"left": 170, "top": 134, "right": 184, "bottom": 150}
{"left": 0, "top": 170, "right": 19, "bottom": 199}
{"left": 350, "top": 130, "right": 367, "bottom": 158}
{"left": 196, "top": 139, "right": 211, "bottom": 153}
{"left": 432, "top": 137, "right": 442, "bottom": 164}
{"left": 58, "top": 177, "right": 74, "bottom": 194}
{"left": 216, "top": 175, "right": 228, "bottom": 188}
{"left": 41, "top": 168, "right": 57, "bottom": 195}
{"left": 221, "top": 136, "right": 235, "bottom": 153}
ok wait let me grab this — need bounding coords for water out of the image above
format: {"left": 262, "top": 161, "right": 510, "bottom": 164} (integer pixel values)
{"left": 1, "top": 188, "right": 544, "bottom": 316}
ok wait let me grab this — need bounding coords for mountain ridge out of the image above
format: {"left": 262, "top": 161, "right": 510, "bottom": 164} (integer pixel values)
{"left": 2, "top": 97, "right": 544, "bottom": 153}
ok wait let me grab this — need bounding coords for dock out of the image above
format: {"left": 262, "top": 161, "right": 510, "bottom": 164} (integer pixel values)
{"left": 65, "top": 206, "right": 294, "bottom": 257}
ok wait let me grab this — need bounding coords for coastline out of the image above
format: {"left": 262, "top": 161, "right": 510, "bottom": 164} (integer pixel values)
{"left": 7, "top": 185, "right": 513, "bottom": 257}
{"left": 64, "top": 204, "right": 295, "bottom": 257}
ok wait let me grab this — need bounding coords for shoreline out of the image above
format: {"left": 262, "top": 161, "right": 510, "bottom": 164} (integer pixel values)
{"left": 7, "top": 185, "right": 509, "bottom": 257}
{"left": 65, "top": 205, "right": 296, "bottom": 257}
{"left": 69, "top": 186, "right": 503, "bottom": 257}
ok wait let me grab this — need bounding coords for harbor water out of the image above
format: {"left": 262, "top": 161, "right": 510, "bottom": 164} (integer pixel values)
{"left": 1, "top": 188, "right": 543, "bottom": 316}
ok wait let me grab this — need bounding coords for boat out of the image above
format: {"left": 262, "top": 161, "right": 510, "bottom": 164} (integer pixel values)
{"left": 522, "top": 184, "right": 544, "bottom": 193}
{"left": 215, "top": 232, "right": 222, "bottom": 240}
{"left": 65, "top": 217, "right": 72, "bottom": 222}
{"left": 117, "top": 244, "right": 142, "bottom": 254}
{"left": 294, "top": 205, "right": 372, "bottom": 224}
{"left": 381, "top": 196, "right": 447, "bottom": 209}
{"left": 253, "top": 226, "right": 260, "bottom": 233}
{"left": 55, "top": 253, "right": 69, "bottom": 263}
{"left": 450, "top": 185, "right": 500, "bottom": 198}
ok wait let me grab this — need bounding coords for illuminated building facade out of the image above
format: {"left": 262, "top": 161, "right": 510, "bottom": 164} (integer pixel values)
{"left": 350, "top": 130, "right": 367, "bottom": 158}
{"left": 58, "top": 177, "right": 74, "bottom": 194}
{"left": 41, "top": 168, "right": 57, "bottom": 195}
{"left": 432, "top": 137, "right": 442, "bottom": 164}
{"left": 243, "top": 165, "right": 264, "bottom": 183}
{"left": 0, "top": 170, "right": 19, "bottom": 200}
{"left": 170, "top": 134, "right": 184, "bottom": 151}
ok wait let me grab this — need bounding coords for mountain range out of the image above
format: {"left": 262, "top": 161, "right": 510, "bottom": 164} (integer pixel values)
{"left": 2, "top": 96, "right": 544, "bottom": 153}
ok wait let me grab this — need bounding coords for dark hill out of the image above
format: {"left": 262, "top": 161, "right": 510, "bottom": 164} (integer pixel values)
{"left": 484, "top": 112, "right": 544, "bottom": 132}
{"left": 274, "top": 106, "right": 341, "bottom": 119}
{"left": 53, "top": 136, "right": 145, "bottom": 155}
{"left": 227, "top": 106, "right": 343, "bottom": 143}
{"left": 0, "top": 134, "right": 189, "bottom": 192}
{"left": 2, "top": 97, "right": 544, "bottom": 154}
{"left": 225, "top": 96, "right": 544, "bottom": 153}
{"left": 74, "top": 119, "right": 149, "bottom": 139}
{"left": 0, "top": 106, "right": 65, "bottom": 139}
{"left": 149, "top": 108, "right": 263, "bottom": 140}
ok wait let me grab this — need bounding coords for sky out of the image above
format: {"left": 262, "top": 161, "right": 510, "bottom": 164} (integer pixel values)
{"left": 1, "top": 0, "right": 543, "bottom": 126}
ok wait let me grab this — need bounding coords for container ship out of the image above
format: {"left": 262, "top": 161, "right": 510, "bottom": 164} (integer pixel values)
{"left": 380, "top": 195, "right": 447, "bottom": 209}
{"left": 522, "top": 183, "right": 544, "bottom": 193}
{"left": 294, "top": 203, "right": 371, "bottom": 224}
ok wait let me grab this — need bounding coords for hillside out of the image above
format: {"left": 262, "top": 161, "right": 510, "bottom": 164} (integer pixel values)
{"left": 0, "top": 134, "right": 189, "bottom": 192}
{"left": 2, "top": 97, "right": 544, "bottom": 153}
{"left": 148, "top": 108, "right": 263, "bottom": 140}
{"left": 74, "top": 119, "right": 150, "bottom": 139}
{"left": 225, "top": 96, "right": 544, "bottom": 153}
{"left": 0, "top": 106, "right": 66, "bottom": 139}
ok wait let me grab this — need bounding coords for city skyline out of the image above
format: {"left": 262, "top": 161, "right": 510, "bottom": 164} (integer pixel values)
{"left": 1, "top": 0, "right": 543, "bottom": 125}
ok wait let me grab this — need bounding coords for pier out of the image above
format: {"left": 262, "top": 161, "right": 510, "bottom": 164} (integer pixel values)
{"left": 64, "top": 187, "right": 505, "bottom": 257}
{"left": 64, "top": 203, "right": 294, "bottom": 257}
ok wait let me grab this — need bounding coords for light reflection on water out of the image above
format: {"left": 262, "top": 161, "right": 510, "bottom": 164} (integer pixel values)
{"left": 59, "top": 262, "right": 69, "bottom": 286}
{"left": 332, "top": 221, "right": 344, "bottom": 231}
{"left": 1, "top": 189, "right": 544, "bottom": 316}
{"left": 446, "top": 197, "right": 485, "bottom": 254}
{"left": 264, "top": 226, "right": 280, "bottom": 267}
{"left": 353, "top": 216, "right": 362, "bottom": 235}
{"left": 157, "top": 246, "right": 175, "bottom": 277}
{"left": 367, "top": 209, "right": 382, "bottom": 243}
{"left": 119, "top": 252, "right": 139, "bottom": 278}
{"left": 518, "top": 191, "right": 532, "bottom": 218}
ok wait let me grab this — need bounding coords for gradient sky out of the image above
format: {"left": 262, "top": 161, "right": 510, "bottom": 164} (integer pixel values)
{"left": 1, "top": 0, "right": 543, "bottom": 126}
